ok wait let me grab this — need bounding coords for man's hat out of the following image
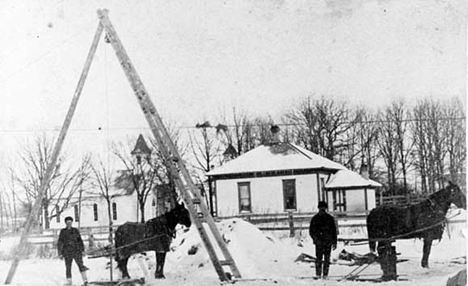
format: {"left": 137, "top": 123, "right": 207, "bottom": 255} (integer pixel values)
{"left": 318, "top": 201, "right": 328, "bottom": 209}
{"left": 65, "top": 216, "right": 74, "bottom": 222}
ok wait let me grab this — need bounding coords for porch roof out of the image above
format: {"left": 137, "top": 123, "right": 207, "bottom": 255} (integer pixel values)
{"left": 325, "top": 169, "right": 382, "bottom": 189}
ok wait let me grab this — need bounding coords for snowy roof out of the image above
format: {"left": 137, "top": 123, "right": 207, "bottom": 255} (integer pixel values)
{"left": 325, "top": 169, "right": 382, "bottom": 189}
{"left": 207, "top": 142, "right": 345, "bottom": 176}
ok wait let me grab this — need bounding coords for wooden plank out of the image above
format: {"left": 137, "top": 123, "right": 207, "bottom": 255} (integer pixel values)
{"left": 338, "top": 238, "right": 396, "bottom": 243}
{"left": 96, "top": 9, "right": 241, "bottom": 282}
{"left": 219, "top": 211, "right": 369, "bottom": 220}
{"left": 4, "top": 22, "right": 104, "bottom": 285}
{"left": 89, "top": 278, "right": 144, "bottom": 285}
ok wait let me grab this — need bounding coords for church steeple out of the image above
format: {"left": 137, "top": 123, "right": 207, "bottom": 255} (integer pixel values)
{"left": 131, "top": 134, "right": 152, "bottom": 164}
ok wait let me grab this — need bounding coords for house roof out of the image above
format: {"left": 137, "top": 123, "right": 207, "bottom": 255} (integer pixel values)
{"left": 325, "top": 169, "right": 382, "bottom": 189}
{"left": 207, "top": 142, "right": 345, "bottom": 176}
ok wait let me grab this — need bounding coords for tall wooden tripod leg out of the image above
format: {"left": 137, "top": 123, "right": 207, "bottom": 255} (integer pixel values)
{"left": 4, "top": 22, "right": 104, "bottom": 285}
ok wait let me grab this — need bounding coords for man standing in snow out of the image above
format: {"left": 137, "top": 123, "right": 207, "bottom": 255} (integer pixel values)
{"left": 57, "top": 216, "right": 89, "bottom": 286}
{"left": 309, "top": 201, "right": 337, "bottom": 279}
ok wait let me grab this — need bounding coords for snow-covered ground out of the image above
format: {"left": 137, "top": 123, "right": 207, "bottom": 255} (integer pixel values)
{"left": 0, "top": 209, "right": 465, "bottom": 286}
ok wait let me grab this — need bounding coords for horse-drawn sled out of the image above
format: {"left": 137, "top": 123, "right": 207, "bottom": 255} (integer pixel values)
{"left": 298, "top": 182, "right": 466, "bottom": 282}
{"left": 85, "top": 202, "right": 191, "bottom": 286}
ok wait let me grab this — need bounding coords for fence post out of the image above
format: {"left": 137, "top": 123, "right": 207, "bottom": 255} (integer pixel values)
{"left": 288, "top": 211, "right": 295, "bottom": 237}
{"left": 52, "top": 229, "right": 58, "bottom": 249}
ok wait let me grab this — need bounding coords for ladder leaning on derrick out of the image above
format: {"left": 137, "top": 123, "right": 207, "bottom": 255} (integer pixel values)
{"left": 5, "top": 8, "right": 241, "bottom": 284}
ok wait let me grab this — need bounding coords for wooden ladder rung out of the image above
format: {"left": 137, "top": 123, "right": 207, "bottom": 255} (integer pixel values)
{"left": 220, "top": 260, "right": 234, "bottom": 266}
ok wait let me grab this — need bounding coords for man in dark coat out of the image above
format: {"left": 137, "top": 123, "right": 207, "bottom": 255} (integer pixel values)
{"left": 57, "top": 216, "right": 89, "bottom": 286}
{"left": 309, "top": 201, "right": 337, "bottom": 279}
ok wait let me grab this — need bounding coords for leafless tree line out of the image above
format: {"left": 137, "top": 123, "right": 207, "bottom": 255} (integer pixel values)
{"left": 190, "top": 96, "right": 465, "bottom": 197}
{"left": 2, "top": 95, "right": 465, "bottom": 232}
{"left": 4, "top": 124, "right": 183, "bottom": 232}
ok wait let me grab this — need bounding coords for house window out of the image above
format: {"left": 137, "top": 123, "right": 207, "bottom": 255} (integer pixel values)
{"left": 93, "top": 204, "right": 99, "bottom": 221}
{"left": 332, "top": 189, "right": 347, "bottom": 212}
{"left": 74, "top": 205, "right": 79, "bottom": 222}
{"left": 238, "top": 182, "right": 251, "bottom": 212}
{"left": 56, "top": 205, "right": 60, "bottom": 223}
{"left": 112, "top": 202, "right": 117, "bottom": 220}
{"left": 283, "top": 179, "right": 297, "bottom": 210}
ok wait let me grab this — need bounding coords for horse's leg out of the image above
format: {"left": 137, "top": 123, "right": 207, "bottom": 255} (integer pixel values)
{"left": 155, "top": 252, "right": 167, "bottom": 279}
{"left": 421, "top": 238, "right": 432, "bottom": 268}
{"left": 117, "top": 256, "right": 131, "bottom": 279}
{"left": 377, "top": 242, "right": 391, "bottom": 280}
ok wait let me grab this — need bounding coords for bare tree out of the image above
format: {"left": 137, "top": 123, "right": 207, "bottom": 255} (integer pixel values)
{"left": 344, "top": 106, "right": 380, "bottom": 176}
{"left": 113, "top": 136, "right": 160, "bottom": 223}
{"left": 376, "top": 104, "right": 400, "bottom": 195}
{"left": 11, "top": 134, "right": 91, "bottom": 229}
{"left": 90, "top": 158, "right": 115, "bottom": 240}
{"left": 315, "top": 97, "right": 357, "bottom": 161}
{"left": 411, "top": 99, "right": 447, "bottom": 193}
{"left": 217, "top": 108, "right": 257, "bottom": 156}
{"left": 251, "top": 116, "right": 276, "bottom": 146}
{"left": 381, "top": 100, "right": 414, "bottom": 199}
{"left": 411, "top": 101, "right": 430, "bottom": 193}
{"left": 148, "top": 122, "right": 186, "bottom": 215}
{"left": 191, "top": 121, "right": 221, "bottom": 171}
{"left": 190, "top": 121, "right": 222, "bottom": 215}
{"left": 4, "top": 186, "right": 16, "bottom": 231}
{"left": 442, "top": 97, "right": 466, "bottom": 187}
{"left": 286, "top": 96, "right": 320, "bottom": 153}
{"left": 89, "top": 157, "right": 116, "bottom": 280}
{"left": 286, "top": 96, "right": 357, "bottom": 162}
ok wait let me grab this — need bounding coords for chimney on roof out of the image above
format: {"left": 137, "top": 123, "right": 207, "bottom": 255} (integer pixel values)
{"left": 360, "top": 163, "right": 369, "bottom": 180}
{"left": 270, "top": 125, "right": 281, "bottom": 144}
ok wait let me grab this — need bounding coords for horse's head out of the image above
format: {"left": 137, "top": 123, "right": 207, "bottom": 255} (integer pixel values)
{"left": 173, "top": 202, "right": 192, "bottom": 229}
{"left": 448, "top": 182, "right": 466, "bottom": 210}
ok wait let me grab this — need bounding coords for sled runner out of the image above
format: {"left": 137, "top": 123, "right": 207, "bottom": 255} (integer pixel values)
{"left": 87, "top": 278, "right": 145, "bottom": 286}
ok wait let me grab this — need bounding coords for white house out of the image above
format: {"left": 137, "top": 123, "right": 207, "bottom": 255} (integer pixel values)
{"left": 49, "top": 134, "right": 177, "bottom": 230}
{"left": 48, "top": 189, "right": 158, "bottom": 230}
{"left": 207, "top": 142, "right": 381, "bottom": 217}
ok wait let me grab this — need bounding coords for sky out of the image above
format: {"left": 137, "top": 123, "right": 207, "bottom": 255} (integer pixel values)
{"left": 0, "top": 0, "right": 466, "bottom": 170}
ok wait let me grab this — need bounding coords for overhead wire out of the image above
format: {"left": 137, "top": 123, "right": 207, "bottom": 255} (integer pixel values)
{"left": 0, "top": 7, "right": 464, "bottom": 134}
{"left": 0, "top": 116, "right": 464, "bottom": 134}
{"left": 0, "top": 19, "right": 97, "bottom": 85}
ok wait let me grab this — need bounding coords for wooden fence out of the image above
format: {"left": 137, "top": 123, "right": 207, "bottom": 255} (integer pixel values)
{"left": 21, "top": 209, "right": 467, "bottom": 248}
{"left": 378, "top": 194, "right": 426, "bottom": 206}
{"left": 218, "top": 211, "right": 371, "bottom": 237}
{"left": 25, "top": 225, "right": 120, "bottom": 248}
{"left": 218, "top": 211, "right": 466, "bottom": 238}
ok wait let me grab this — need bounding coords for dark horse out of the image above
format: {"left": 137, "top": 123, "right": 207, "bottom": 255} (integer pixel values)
{"left": 114, "top": 202, "right": 191, "bottom": 279}
{"left": 367, "top": 182, "right": 466, "bottom": 268}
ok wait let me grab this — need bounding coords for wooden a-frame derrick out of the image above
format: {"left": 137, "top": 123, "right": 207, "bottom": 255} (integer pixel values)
{"left": 5, "top": 9, "right": 241, "bottom": 284}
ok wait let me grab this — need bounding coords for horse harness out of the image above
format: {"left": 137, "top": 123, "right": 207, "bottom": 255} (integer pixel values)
{"left": 145, "top": 215, "right": 177, "bottom": 240}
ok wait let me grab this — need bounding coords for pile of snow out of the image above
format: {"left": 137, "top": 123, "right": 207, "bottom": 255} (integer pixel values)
{"left": 164, "top": 219, "right": 283, "bottom": 279}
